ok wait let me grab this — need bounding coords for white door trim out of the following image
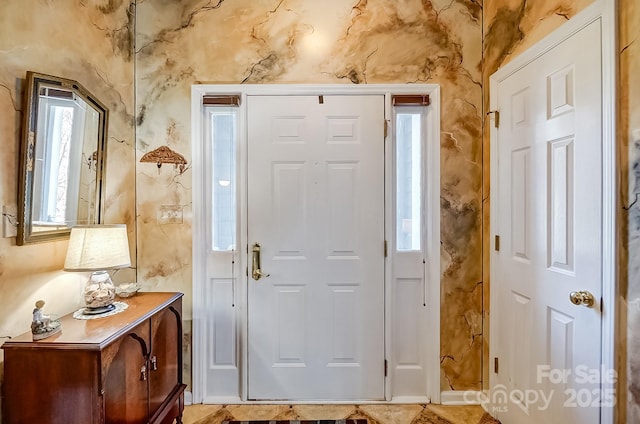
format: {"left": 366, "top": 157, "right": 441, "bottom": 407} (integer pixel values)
{"left": 191, "top": 84, "right": 441, "bottom": 404}
{"left": 489, "top": 1, "right": 616, "bottom": 423}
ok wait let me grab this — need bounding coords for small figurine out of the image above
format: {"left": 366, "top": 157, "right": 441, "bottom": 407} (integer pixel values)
{"left": 31, "top": 300, "right": 61, "bottom": 340}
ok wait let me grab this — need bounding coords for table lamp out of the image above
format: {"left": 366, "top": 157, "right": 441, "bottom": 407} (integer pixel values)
{"left": 64, "top": 224, "right": 131, "bottom": 313}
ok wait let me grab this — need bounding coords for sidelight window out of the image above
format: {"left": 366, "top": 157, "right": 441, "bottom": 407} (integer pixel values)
{"left": 206, "top": 108, "right": 238, "bottom": 252}
{"left": 394, "top": 108, "right": 425, "bottom": 251}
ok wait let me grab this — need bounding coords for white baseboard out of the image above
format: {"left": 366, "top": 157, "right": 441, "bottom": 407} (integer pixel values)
{"left": 191, "top": 391, "right": 476, "bottom": 406}
{"left": 440, "top": 390, "right": 481, "bottom": 405}
{"left": 389, "top": 396, "right": 430, "bottom": 404}
{"left": 203, "top": 396, "right": 244, "bottom": 404}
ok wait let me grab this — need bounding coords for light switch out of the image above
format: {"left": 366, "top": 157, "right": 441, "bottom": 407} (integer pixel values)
{"left": 2, "top": 205, "right": 18, "bottom": 238}
{"left": 157, "top": 205, "right": 183, "bottom": 224}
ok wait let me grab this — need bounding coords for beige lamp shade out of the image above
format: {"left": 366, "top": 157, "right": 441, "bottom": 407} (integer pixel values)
{"left": 64, "top": 225, "right": 131, "bottom": 271}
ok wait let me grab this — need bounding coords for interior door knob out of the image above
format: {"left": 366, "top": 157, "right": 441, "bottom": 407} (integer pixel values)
{"left": 569, "top": 290, "right": 595, "bottom": 307}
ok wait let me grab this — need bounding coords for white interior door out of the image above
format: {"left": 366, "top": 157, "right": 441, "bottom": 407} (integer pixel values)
{"left": 492, "top": 20, "right": 603, "bottom": 423}
{"left": 247, "top": 95, "right": 385, "bottom": 400}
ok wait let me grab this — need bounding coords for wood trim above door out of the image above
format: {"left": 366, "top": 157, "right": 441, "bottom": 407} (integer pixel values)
{"left": 392, "top": 94, "right": 430, "bottom": 106}
{"left": 203, "top": 95, "right": 240, "bottom": 106}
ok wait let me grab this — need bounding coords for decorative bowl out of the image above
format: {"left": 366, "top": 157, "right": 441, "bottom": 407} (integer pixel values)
{"left": 115, "top": 283, "right": 140, "bottom": 298}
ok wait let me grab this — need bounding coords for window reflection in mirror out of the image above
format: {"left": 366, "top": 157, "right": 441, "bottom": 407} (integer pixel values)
{"left": 17, "top": 72, "right": 108, "bottom": 245}
{"left": 32, "top": 86, "right": 99, "bottom": 231}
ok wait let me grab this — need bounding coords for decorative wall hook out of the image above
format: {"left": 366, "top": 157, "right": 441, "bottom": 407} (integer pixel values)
{"left": 140, "top": 146, "right": 188, "bottom": 174}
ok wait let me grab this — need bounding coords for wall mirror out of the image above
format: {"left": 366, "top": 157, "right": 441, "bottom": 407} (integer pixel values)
{"left": 17, "top": 71, "right": 108, "bottom": 245}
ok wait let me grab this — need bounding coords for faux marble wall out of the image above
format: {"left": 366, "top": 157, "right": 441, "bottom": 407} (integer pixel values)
{"left": 0, "top": 0, "right": 135, "bottom": 416}
{"left": 135, "top": 0, "right": 483, "bottom": 392}
{"left": 620, "top": 0, "right": 640, "bottom": 421}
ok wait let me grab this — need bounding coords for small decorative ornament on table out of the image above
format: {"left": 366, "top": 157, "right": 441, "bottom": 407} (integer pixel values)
{"left": 64, "top": 225, "right": 132, "bottom": 316}
{"left": 116, "top": 282, "right": 140, "bottom": 298}
{"left": 31, "top": 300, "right": 61, "bottom": 340}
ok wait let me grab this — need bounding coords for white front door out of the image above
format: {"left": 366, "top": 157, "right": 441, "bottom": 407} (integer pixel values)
{"left": 247, "top": 95, "right": 385, "bottom": 400}
{"left": 492, "top": 20, "right": 604, "bottom": 423}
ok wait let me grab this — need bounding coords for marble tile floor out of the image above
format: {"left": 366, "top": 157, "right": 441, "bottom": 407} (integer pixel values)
{"left": 182, "top": 404, "right": 499, "bottom": 424}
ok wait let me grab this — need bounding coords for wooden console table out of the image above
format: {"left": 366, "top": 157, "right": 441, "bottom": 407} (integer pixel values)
{"left": 2, "top": 292, "right": 186, "bottom": 424}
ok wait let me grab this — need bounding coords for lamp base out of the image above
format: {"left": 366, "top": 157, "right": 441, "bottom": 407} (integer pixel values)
{"left": 84, "top": 271, "right": 116, "bottom": 308}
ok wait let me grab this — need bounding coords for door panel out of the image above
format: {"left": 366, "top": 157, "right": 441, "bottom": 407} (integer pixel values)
{"left": 104, "top": 323, "right": 149, "bottom": 424}
{"left": 493, "top": 20, "right": 602, "bottom": 424}
{"left": 149, "top": 302, "right": 182, "bottom": 418}
{"left": 247, "top": 95, "right": 385, "bottom": 400}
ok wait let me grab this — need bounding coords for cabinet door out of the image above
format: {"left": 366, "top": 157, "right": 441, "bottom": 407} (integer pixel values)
{"left": 3, "top": 349, "right": 100, "bottom": 424}
{"left": 149, "top": 300, "right": 182, "bottom": 417}
{"left": 103, "top": 322, "right": 150, "bottom": 424}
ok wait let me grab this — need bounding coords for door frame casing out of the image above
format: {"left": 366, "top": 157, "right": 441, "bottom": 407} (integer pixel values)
{"left": 191, "top": 84, "right": 441, "bottom": 404}
{"left": 489, "top": 1, "right": 616, "bottom": 423}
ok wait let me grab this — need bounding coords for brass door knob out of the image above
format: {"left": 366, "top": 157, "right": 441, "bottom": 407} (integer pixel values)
{"left": 569, "top": 290, "right": 595, "bottom": 307}
{"left": 251, "top": 243, "right": 270, "bottom": 281}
